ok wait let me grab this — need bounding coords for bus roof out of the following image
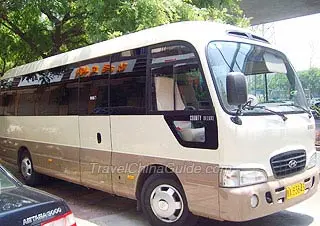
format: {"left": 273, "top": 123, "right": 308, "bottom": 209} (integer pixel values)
{"left": 2, "top": 21, "right": 271, "bottom": 80}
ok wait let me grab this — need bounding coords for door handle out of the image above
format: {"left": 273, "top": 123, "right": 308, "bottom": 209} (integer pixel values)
{"left": 97, "top": 132, "right": 102, "bottom": 144}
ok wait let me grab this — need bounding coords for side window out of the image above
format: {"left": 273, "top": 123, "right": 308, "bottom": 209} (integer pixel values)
{"left": 110, "top": 48, "right": 147, "bottom": 115}
{"left": 151, "top": 45, "right": 211, "bottom": 111}
{"left": 1, "top": 78, "right": 16, "bottom": 116}
{"left": 3, "top": 92, "right": 16, "bottom": 116}
{"left": 37, "top": 81, "right": 78, "bottom": 116}
{"left": 0, "top": 94, "right": 4, "bottom": 116}
{"left": 150, "top": 43, "right": 218, "bottom": 149}
{"left": 57, "top": 82, "right": 78, "bottom": 115}
{"left": 37, "top": 86, "right": 59, "bottom": 115}
{"left": 77, "top": 55, "right": 111, "bottom": 115}
{"left": 17, "top": 89, "right": 36, "bottom": 116}
{"left": 16, "top": 67, "right": 73, "bottom": 116}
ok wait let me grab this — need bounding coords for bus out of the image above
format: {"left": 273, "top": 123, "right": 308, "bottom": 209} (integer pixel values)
{"left": 0, "top": 21, "right": 318, "bottom": 226}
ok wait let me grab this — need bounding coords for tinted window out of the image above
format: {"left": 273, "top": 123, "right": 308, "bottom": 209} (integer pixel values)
{"left": 79, "top": 75, "right": 110, "bottom": 115}
{"left": 14, "top": 67, "right": 75, "bottom": 116}
{"left": 17, "top": 89, "right": 36, "bottom": 116}
{"left": 1, "top": 48, "right": 147, "bottom": 116}
{"left": 77, "top": 55, "right": 111, "bottom": 115}
{"left": 4, "top": 92, "right": 16, "bottom": 116}
{"left": 1, "top": 78, "right": 17, "bottom": 116}
{"left": 0, "top": 78, "right": 15, "bottom": 90}
{"left": 110, "top": 48, "right": 147, "bottom": 115}
{"left": 37, "top": 87, "right": 59, "bottom": 115}
{"left": 0, "top": 94, "right": 4, "bottom": 116}
{"left": 54, "top": 82, "right": 78, "bottom": 115}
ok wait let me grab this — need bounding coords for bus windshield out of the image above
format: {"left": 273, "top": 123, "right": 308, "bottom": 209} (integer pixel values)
{"left": 207, "top": 41, "right": 308, "bottom": 114}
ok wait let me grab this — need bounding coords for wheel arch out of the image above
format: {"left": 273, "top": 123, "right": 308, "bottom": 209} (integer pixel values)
{"left": 17, "top": 146, "right": 31, "bottom": 167}
{"left": 135, "top": 164, "right": 184, "bottom": 201}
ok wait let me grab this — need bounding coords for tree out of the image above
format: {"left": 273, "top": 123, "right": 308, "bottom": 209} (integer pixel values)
{"left": 0, "top": 24, "right": 35, "bottom": 76}
{"left": 298, "top": 68, "right": 320, "bottom": 98}
{"left": 85, "top": 0, "right": 249, "bottom": 42}
{"left": 0, "top": 0, "right": 90, "bottom": 57}
{"left": 0, "top": 0, "right": 249, "bottom": 75}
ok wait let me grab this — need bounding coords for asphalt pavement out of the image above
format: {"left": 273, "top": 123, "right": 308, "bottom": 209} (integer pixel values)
{"left": 2, "top": 161, "right": 320, "bottom": 226}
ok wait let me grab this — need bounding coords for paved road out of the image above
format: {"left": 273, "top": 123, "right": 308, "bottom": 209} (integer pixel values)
{"left": 2, "top": 162, "right": 320, "bottom": 226}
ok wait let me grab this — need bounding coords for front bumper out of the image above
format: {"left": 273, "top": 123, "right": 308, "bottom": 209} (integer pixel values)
{"left": 219, "top": 167, "right": 319, "bottom": 222}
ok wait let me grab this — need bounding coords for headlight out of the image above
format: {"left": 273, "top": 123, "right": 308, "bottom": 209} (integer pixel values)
{"left": 308, "top": 152, "right": 317, "bottom": 169}
{"left": 219, "top": 168, "right": 267, "bottom": 188}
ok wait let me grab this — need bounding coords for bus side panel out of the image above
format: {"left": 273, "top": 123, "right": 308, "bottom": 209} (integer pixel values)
{"left": 110, "top": 115, "right": 221, "bottom": 220}
{"left": 0, "top": 116, "right": 18, "bottom": 165}
{"left": 0, "top": 116, "right": 81, "bottom": 183}
{"left": 78, "top": 116, "right": 113, "bottom": 193}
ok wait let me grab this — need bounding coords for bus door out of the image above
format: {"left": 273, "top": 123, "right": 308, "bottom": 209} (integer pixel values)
{"left": 148, "top": 43, "right": 220, "bottom": 217}
{"left": 78, "top": 60, "right": 113, "bottom": 193}
{"left": 108, "top": 48, "right": 148, "bottom": 198}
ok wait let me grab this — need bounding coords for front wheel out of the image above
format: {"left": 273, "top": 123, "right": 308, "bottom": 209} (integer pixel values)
{"left": 19, "top": 152, "right": 41, "bottom": 186}
{"left": 141, "top": 173, "right": 198, "bottom": 226}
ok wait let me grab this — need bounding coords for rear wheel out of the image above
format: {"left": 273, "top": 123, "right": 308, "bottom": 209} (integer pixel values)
{"left": 141, "top": 173, "right": 198, "bottom": 226}
{"left": 19, "top": 152, "right": 41, "bottom": 186}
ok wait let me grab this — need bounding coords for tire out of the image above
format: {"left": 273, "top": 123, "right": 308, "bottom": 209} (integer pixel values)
{"left": 19, "top": 151, "right": 41, "bottom": 186}
{"left": 141, "top": 173, "right": 198, "bottom": 226}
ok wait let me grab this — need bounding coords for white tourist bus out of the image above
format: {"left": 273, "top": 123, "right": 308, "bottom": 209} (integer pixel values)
{"left": 0, "top": 21, "right": 318, "bottom": 225}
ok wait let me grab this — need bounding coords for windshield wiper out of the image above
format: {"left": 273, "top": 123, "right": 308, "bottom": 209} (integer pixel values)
{"left": 244, "top": 105, "right": 288, "bottom": 121}
{"left": 231, "top": 99, "right": 288, "bottom": 125}
{"left": 279, "top": 103, "right": 312, "bottom": 118}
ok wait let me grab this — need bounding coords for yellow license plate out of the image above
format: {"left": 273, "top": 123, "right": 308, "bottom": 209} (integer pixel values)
{"left": 286, "top": 183, "right": 305, "bottom": 200}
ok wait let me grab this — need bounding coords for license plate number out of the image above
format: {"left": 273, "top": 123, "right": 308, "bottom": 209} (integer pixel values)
{"left": 286, "top": 183, "right": 305, "bottom": 200}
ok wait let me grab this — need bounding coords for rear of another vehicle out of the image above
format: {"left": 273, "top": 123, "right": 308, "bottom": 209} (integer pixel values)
{"left": 0, "top": 165, "right": 76, "bottom": 226}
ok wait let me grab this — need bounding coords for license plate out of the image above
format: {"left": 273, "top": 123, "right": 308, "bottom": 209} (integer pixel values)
{"left": 286, "top": 183, "right": 305, "bottom": 200}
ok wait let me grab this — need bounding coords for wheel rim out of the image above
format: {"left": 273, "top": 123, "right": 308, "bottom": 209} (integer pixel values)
{"left": 150, "top": 184, "right": 184, "bottom": 223}
{"left": 21, "top": 157, "right": 33, "bottom": 180}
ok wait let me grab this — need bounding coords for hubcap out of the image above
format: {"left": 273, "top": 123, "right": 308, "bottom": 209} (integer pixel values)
{"left": 150, "top": 184, "right": 184, "bottom": 223}
{"left": 21, "top": 157, "right": 32, "bottom": 179}
{"left": 158, "top": 200, "right": 169, "bottom": 211}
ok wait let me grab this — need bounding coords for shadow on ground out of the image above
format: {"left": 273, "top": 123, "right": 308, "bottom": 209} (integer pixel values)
{"left": 36, "top": 178, "right": 315, "bottom": 226}
{"left": 2, "top": 162, "right": 315, "bottom": 226}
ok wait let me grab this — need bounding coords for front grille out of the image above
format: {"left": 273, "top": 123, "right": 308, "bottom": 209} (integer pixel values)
{"left": 270, "top": 150, "right": 306, "bottom": 178}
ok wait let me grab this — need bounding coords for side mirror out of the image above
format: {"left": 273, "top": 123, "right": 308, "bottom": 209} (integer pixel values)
{"left": 226, "top": 72, "right": 248, "bottom": 106}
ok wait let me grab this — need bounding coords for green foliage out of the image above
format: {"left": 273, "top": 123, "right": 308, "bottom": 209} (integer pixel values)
{"left": 246, "top": 73, "right": 292, "bottom": 102}
{"left": 86, "top": 0, "right": 249, "bottom": 42}
{"left": 247, "top": 69, "right": 320, "bottom": 103}
{"left": 298, "top": 68, "right": 320, "bottom": 98}
{"left": 0, "top": 0, "right": 249, "bottom": 75}
{"left": 0, "top": 0, "right": 90, "bottom": 70}
{"left": 0, "top": 25, "right": 37, "bottom": 76}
